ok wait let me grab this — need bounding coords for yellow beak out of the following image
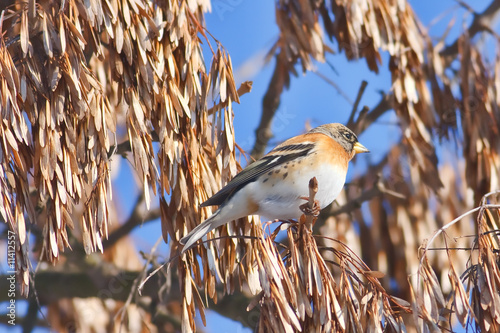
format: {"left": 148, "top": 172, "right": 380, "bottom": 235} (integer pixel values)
{"left": 353, "top": 142, "right": 369, "bottom": 154}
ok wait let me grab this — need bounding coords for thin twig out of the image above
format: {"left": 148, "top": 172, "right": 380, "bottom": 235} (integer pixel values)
{"left": 312, "top": 70, "right": 353, "bottom": 105}
{"left": 138, "top": 256, "right": 168, "bottom": 295}
{"left": 416, "top": 190, "right": 500, "bottom": 300}
{"left": 420, "top": 203, "right": 500, "bottom": 265}
{"left": 347, "top": 80, "right": 368, "bottom": 128}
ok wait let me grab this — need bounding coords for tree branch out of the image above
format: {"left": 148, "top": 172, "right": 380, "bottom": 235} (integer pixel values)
{"left": 0, "top": 266, "right": 162, "bottom": 304}
{"left": 355, "top": 92, "right": 393, "bottom": 134}
{"left": 103, "top": 194, "right": 161, "bottom": 250}
{"left": 328, "top": 177, "right": 405, "bottom": 217}
{"left": 441, "top": 0, "right": 500, "bottom": 57}
{"left": 250, "top": 52, "right": 290, "bottom": 159}
{"left": 0, "top": 264, "right": 258, "bottom": 330}
{"left": 347, "top": 80, "right": 368, "bottom": 128}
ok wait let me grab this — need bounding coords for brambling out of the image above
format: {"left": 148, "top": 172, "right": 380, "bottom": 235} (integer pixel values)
{"left": 180, "top": 123, "right": 369, "bottom": 253}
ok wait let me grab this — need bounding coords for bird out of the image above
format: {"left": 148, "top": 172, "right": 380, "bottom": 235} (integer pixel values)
{"left": 179, "top": 123, "right": 369, "bottom": 253}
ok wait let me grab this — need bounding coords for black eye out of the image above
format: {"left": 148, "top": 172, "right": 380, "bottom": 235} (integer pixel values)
{"left": 343, "top": 132, "right": 353, "bottom": 140}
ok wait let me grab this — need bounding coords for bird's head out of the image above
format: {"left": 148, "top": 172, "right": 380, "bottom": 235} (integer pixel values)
{"left": 310, "top": 123, "right": 369, "bottom": 158}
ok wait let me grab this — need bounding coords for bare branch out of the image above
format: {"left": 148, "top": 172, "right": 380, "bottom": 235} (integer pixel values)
{"left": 0, "top": 265, "right": 257, "bottom": 330}
{"left": 441, "top": 0, "right": 500, "bottom": 57}
{"left": 328, "top": 178, "right": 405, "bottom": 217}
{"left": 356, "top": 92, "right": 393, "bottom": 134}
{"left": 347, "top": 80, "right": 368, "bottom": 128}
{"left": 0, "top": 267, "right": 163, "bottom": 304}
{"left": 250, "top": 53, "right": 290, "bottom": 159}
{"left": 103, "top": 195, "right": 161, "bottom": 249}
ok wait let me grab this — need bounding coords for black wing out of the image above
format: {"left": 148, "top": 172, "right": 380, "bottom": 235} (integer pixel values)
{"left": 201, "top": 143, "right": 314, "bottom": 207}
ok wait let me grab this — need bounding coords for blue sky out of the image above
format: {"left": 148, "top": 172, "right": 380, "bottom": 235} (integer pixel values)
{"left": 1, "top": 1, "right": 496, "bottom": 332}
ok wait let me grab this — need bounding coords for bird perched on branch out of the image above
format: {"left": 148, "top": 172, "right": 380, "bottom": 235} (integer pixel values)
{"left": 180, "top": 123, "right": 369, "bottom": 253}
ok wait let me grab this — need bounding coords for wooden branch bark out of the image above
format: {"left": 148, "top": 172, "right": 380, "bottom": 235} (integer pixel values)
{"left": 347, "top": 80, "right": 368, "bottom": 128}
{"left": 356, "top": 92, "right": 393, "bottom": 134}
{"left": 102, "top": 194, "right": 161, "bottom": 250}
{"left": 250, "top": 52, "right": 290, "bottom": 159}
{"left": 441, "top": 0, "right": 500, "bottom": 57}
{"left": 0, "top": 266, "right": 163, "bottom": 304}
{"left": 1, "top": 265, "right": 257, "bottom": 330}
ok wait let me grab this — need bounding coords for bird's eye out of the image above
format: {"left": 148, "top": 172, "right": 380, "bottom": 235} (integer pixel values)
{"left": 343, "top": 132, "right": 353, "bottom": 140}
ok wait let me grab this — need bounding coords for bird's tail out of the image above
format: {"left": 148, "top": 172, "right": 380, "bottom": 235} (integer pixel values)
{"left": 179, "top": 209, "right": 224, "bottom": 253}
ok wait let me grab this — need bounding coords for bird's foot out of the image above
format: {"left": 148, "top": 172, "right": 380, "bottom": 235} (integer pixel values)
{"left": 299, "top": 197, "right": 320, "bottom": 217}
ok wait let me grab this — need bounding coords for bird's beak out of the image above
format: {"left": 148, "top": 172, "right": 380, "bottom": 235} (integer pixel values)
{"left": 353, "top": 142, "right": 369, "bottom": 154}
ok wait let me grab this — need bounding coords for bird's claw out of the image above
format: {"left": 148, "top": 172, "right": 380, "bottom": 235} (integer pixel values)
{"left": 299, "top": 199, "right": 320, "bottom": 217}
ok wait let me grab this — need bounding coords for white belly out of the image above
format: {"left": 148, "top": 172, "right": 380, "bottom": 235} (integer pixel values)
{"left": 249, "top": 162, "right": 348, "bottom": 220}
